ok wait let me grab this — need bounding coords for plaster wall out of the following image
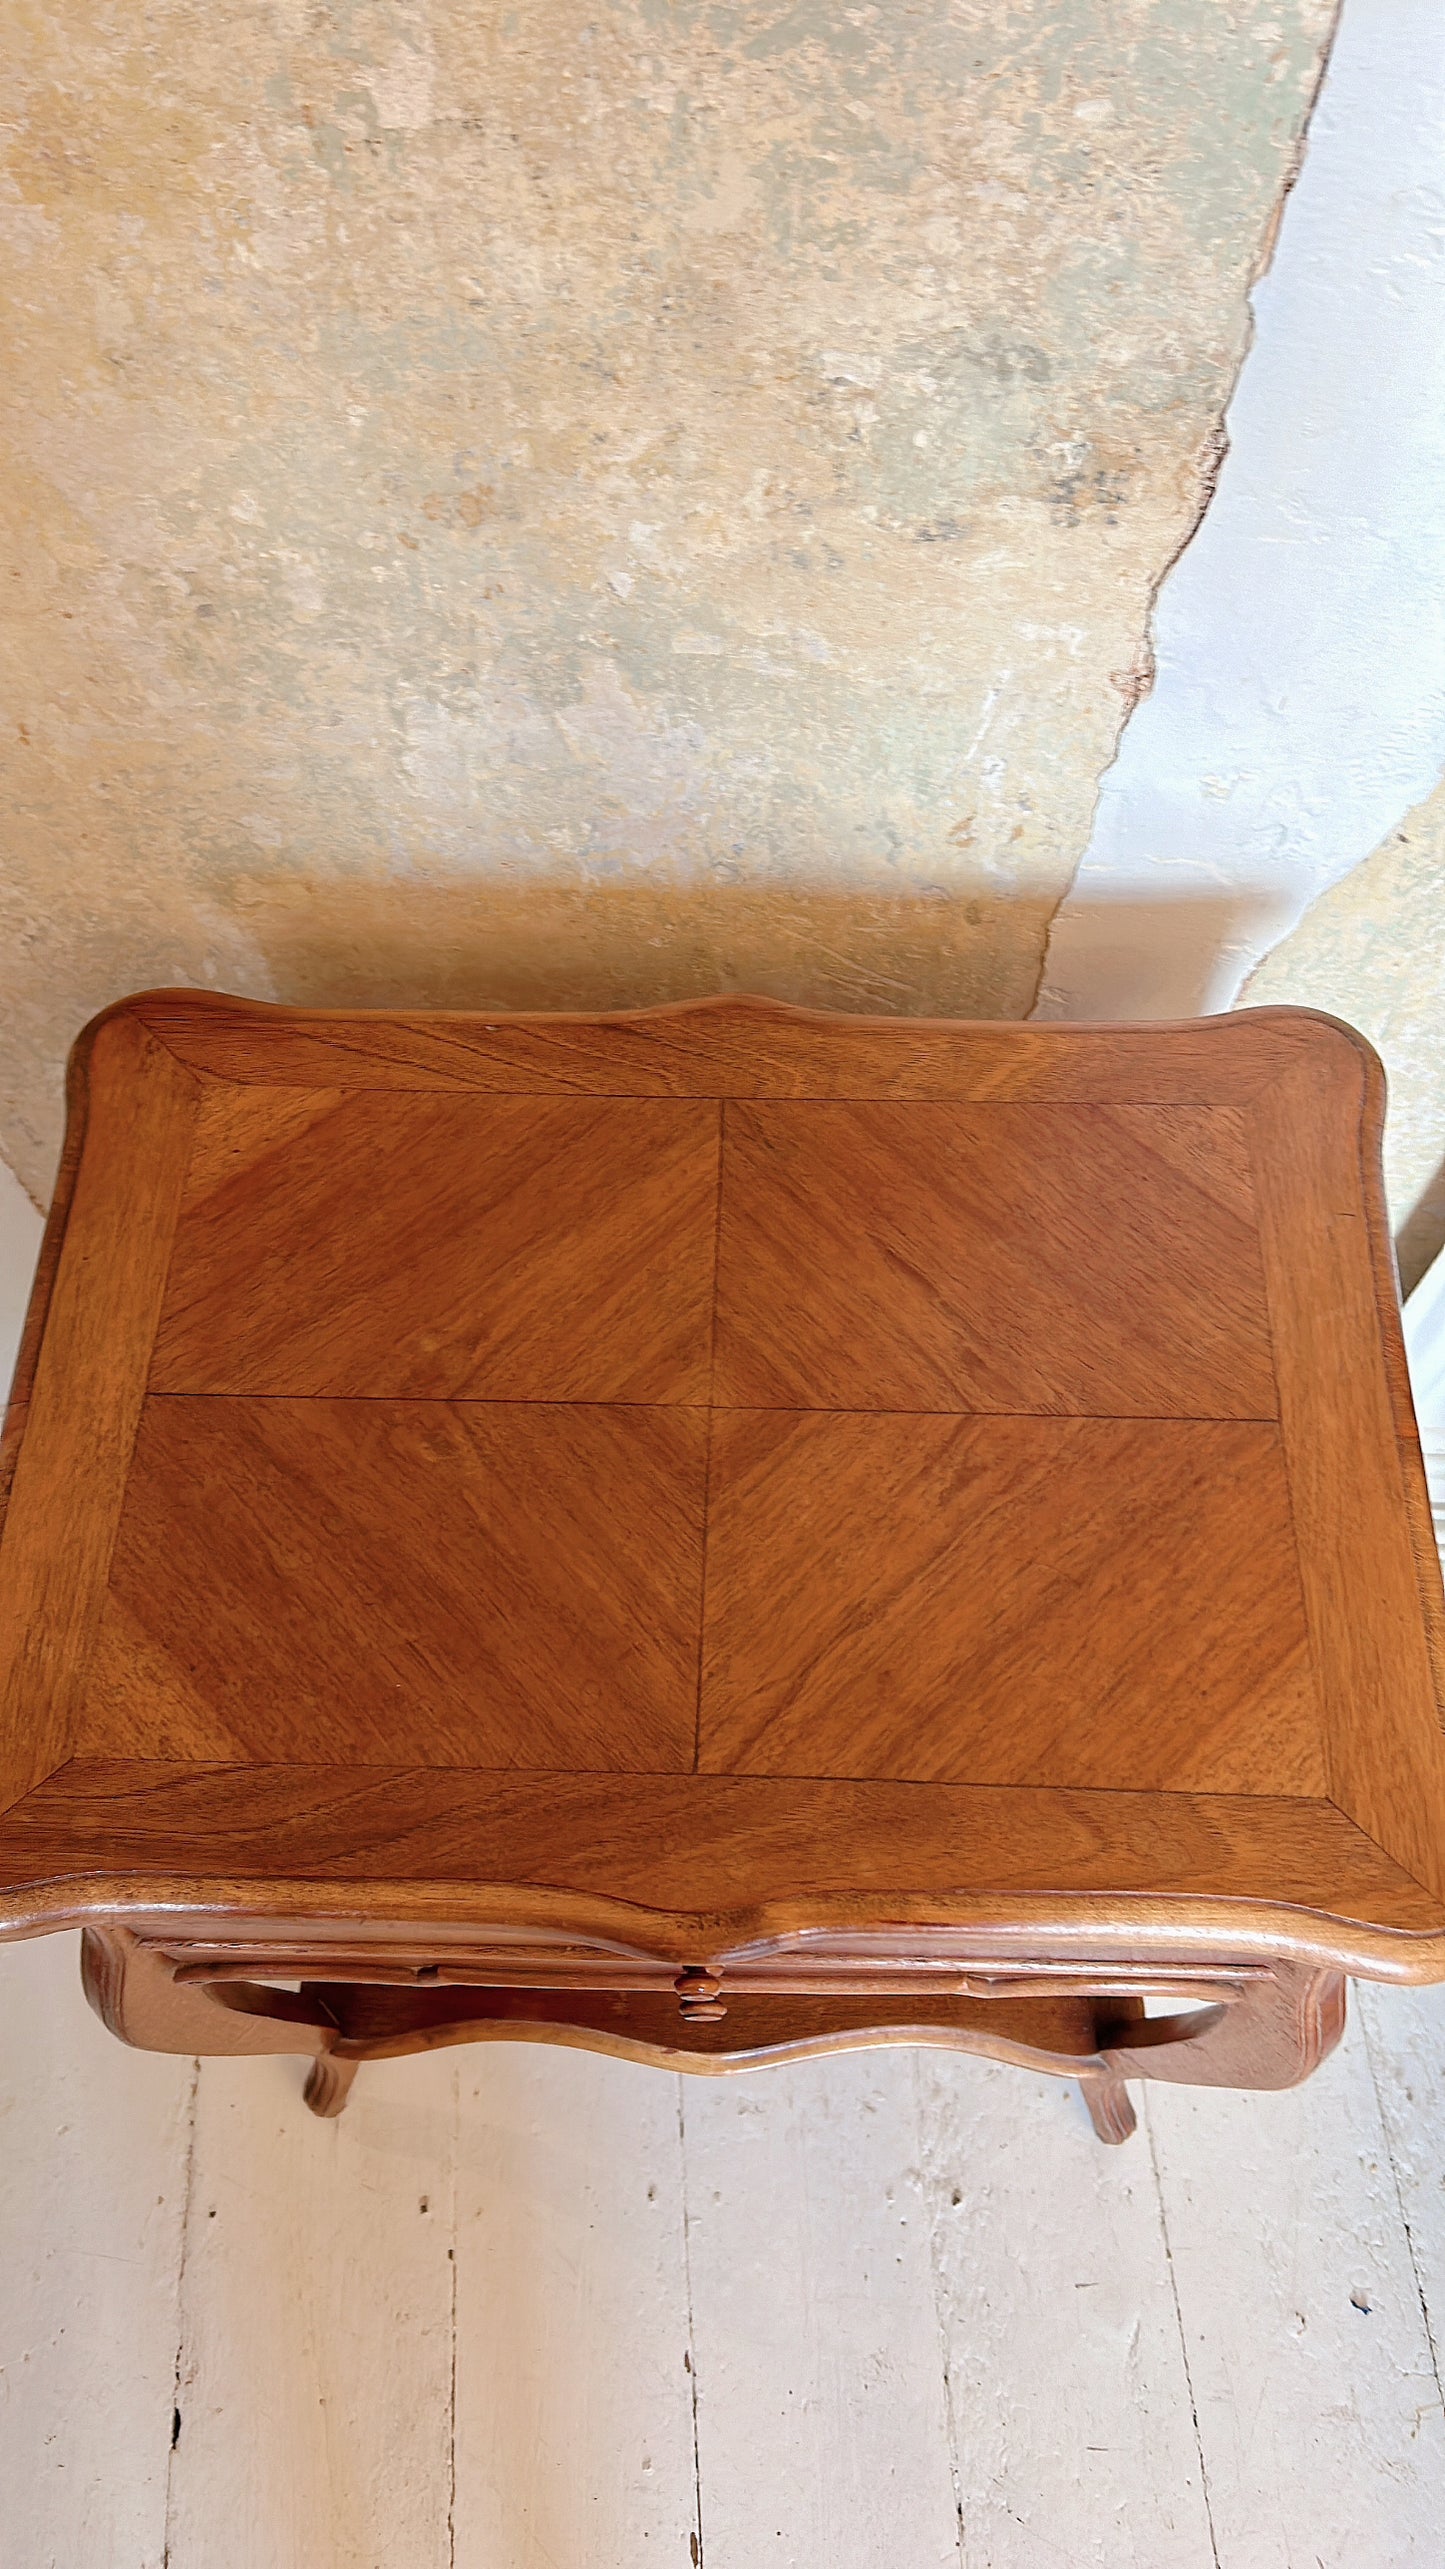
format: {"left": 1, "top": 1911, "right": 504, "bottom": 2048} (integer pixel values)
{"left": 1036, "top": 0, "right": 1445, "bottom": 1031}
{"left": 0, "top": 0, "right": 1334, "bottom": 1201}
{"left": 1247, "top": 776, "right": 1445, "bottom": 1294}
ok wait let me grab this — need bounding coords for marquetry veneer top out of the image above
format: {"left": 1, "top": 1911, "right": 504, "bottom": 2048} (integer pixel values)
{"left": 2, "top": 994, "right": 1444, "bottom": 1969}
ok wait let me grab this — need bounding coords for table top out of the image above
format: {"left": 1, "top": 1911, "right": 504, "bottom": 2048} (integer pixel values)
{"left": 3, "top": 991, "right": 1444, "bottom": 1975}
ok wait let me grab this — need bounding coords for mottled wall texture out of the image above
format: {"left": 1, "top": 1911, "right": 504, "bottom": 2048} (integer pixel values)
{"left": 0, "top": 0, "right": 1335, "bottom": 1198}
{"left": 1248, "top": 779, "right": 1445, "bottom": 1297}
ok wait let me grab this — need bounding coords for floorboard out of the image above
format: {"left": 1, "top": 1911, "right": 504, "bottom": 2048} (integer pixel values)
{"left": 0, "top": 1933, "right": 190, "bottom": 2569}
{"left": 682, "top": 2049, "right": 960, "bottom": 2569}
{"left": 450, "top": 2044, "right": 701, "bottom": 2568}
{"left": 163, "top": 2047, "right": 458, "bottom": 2569}
{"left": 916, "top": 2049, "right": 1218, "bottom": 2568}
{"left": 1145, "top": 2006, "right": 1445, "bottom": 2564}
{"left": 1357, "top": 1980, "right": 1445, "bottom": 2424}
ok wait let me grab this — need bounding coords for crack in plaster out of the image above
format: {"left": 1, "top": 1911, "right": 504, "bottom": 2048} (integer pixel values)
{"left": 1025, "top": 0, "right": 1347, "bottom": 1022}
{"left": 1029, "top": 0, "right": 1445, "bottom": 1030}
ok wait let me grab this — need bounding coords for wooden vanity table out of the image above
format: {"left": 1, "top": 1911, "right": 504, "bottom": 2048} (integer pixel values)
{"left": 3, "top": 991, "right": 1444, "bottom": 2142}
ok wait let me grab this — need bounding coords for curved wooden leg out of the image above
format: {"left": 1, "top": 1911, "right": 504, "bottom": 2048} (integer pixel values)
{"left": 81, "top": 1927, "right": 341, "bottom": 2070}
{"left": 1082, "top": 2072, "right": 1137, "bottom": 2144}
{"left": 1076, "top": 1967, "right": 1345, "bottom": 2142}
{"left": 303, "top": 2052, "right": 360, "bottom": 2118}
{"left": 77, "top": 1937, "right": 1348, "bottom": 2146}
{"left": 1100, "top": 1962, "right": 1347, "bottom": 2098}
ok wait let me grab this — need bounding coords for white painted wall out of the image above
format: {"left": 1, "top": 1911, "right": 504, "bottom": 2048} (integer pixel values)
{"left": 1035, "top": 0, "right": 1445, "bottom": 1020}
{"left": 1404, "top": 1248, "right": 1445, "bottom": 1562}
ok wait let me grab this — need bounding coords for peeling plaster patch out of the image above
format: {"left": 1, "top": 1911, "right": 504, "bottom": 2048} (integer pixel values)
{"left": 0, "top": 0, "right": 1333, "bottom": 1200}
{"left": 1244, "top": 774, "right": 1445, "bottom": 1295}
{"left": 1034, "top": 0, "right": 1445, "bottom": 1023}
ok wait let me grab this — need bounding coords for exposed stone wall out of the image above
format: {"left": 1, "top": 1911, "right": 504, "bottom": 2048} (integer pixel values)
{"left": 1, "top": 0, "right": 1333, "bottom": 1199}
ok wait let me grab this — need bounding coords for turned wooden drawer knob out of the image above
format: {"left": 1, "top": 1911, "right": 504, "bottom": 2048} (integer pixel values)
{"left": 675, "top": 1967, "right": 726, "bottom": 2022}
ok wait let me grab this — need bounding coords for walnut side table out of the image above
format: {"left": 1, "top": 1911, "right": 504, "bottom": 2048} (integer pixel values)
{"left": 3, "top": 993, "right": 1444, "bottom": 2145}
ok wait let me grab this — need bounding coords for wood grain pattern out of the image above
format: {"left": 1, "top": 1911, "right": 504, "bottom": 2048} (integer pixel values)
{"left": 2, "top": 1763, "right": 1439, "bottom": 1952}
{"left": 125, "top": 987, "right": 1317, "bottom": 1100}
{"left": 89, "top": 1394, "right": 1322, "bottom": 1796}
{"left": 3, "top": 990, "right": 1444, "bottom": 2138}
{"left": 83, "top": 1398, "right": 709, "bottom": 1770}
{"left": 77, "top": 1925, "right": 1346, "bottom": 2152}
{"left": 1248, "top": 1046, "right": 1445, "bottom": 1905}
{"left": 81, "top": 1926, "right": 334, "bottom": 2063}
{"left": 0, "top": 1018, "right": 197, "bottom": 1813}
{"left": 153, "top": 1089, "right": 720, "bottom": 1400}
{"left": 311, "top": 1988, "right": 1118, "bottom": 2078}
{"left": 714, "top": 1102, "right": 1276, "bottom": 1416}
{"left": 701, "top": 1411, "right": 1319, "bottom": 1792}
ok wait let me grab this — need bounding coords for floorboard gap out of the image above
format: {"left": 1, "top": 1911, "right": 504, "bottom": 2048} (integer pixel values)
{"left": 1143, "top": 2092, "right": 1222, "bottom": 2569}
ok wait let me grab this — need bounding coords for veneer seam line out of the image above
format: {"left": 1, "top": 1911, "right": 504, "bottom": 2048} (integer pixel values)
{"left": 14, "top": 1759, "right": 1391, "bottom": 1811}
{"left": 144, "top": 1085, "right": 1285, "bottom": 1106}
{"left": 692, "top": 1102, "right": 727, "bottom": 1773}
{"left": 1320, "top": 1794, "right": 1437, "bottom": 1899}
{"left": 138, "top": 1395, "right": 1285, "bottom": 1423}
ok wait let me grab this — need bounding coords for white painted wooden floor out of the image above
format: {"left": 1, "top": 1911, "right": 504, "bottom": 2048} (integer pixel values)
{"left": 4, "top": 1176, "right": 1445, "bottom": 2565}
{"left": 4, "top": 1945, "right": 1445, "bottom": 2566}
